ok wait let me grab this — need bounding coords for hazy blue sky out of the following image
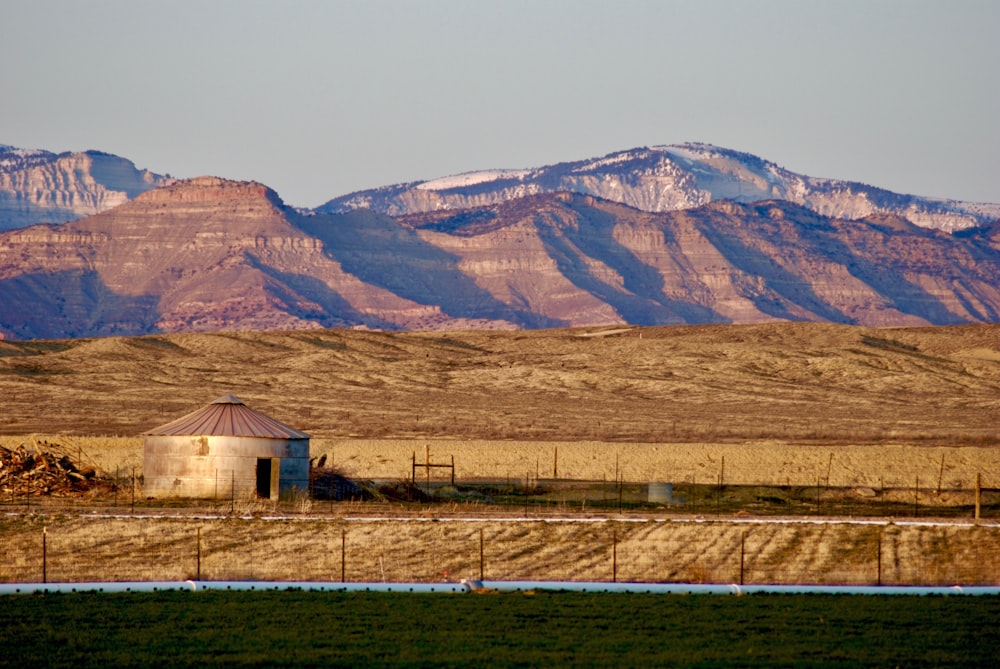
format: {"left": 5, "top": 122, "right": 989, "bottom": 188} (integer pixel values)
{"left": 3, "top": 0, "right": 997, "bottom": 208}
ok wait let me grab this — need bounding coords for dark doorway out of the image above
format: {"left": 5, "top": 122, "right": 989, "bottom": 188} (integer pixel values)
{"left": 256, "top": 458, "right": 272, "bottom": 499}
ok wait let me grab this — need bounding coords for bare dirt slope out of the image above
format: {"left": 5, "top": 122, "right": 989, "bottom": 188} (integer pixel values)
{"left": 1, "top": 322, "right": 997, "bottom": 448}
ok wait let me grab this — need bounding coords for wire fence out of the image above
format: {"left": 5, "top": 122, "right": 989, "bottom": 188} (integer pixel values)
{"left": 2, "top": 439, "right": 996, "bottom": 520}
{"left": 2, "top": 473, "right": 996, "bottom": 523}
{"left": 2, "top": 516, "right": 998, "bottom": 587}
{"left": 3, "top": 447, "right": 998, "bottom": 587}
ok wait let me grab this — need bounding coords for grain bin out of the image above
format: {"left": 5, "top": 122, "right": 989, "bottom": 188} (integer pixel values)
{"left": 143, "top": 394, "right": 309, "bottom": 500}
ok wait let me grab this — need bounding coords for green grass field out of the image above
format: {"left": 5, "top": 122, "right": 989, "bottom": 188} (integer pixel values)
{"left": 1, "top": 591, "right": 997, "bottom": 667}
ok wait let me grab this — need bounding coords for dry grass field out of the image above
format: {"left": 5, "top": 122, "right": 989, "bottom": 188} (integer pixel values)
{"left": 1, "top": 322, "right": 998, "bottom": 585}
{"left": 2, "top": 321, "right": 998, "bottom": 485}
{"left": 1, "top": 322, "right": 998, "bottom": 446}
{"left": 5, "top": 435, "right": 996, "bottom": 495}
{"left": 3, "top": 514, "right": 999, "bottom": 587}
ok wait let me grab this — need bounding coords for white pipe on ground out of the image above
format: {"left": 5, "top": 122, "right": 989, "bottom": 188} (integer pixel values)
{"left": 2, "top": 580, "right": 997, "bottom": 596}
{"left": 0, "top": 581, "right": 472, "bottom": 595}
{"left": 475, "top": 581, "right": 1000, "bottom": 596}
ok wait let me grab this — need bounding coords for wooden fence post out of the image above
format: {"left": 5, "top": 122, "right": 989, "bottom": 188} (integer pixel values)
{"left": 479, "top": 527, "right": 484, "bottom": 581}
{"left": 740, "top": 531, "right": 746, "bottom": 586}
{"left": 612, "top": 527, "right": 618, "bottom": 583}
{"left": 196, "top": 527, "right": 201, "bottom": 580}
{"left": 524, "top": 472, "right": 530, "bottom": 518}
{"left": 937, "top": 453, "right": 945, "bottom": 496}
{"left": 618, "top": 475, "right": 624, "bottom": 515}
{"left": 876, "top": 531, "right": 882, "bottom": 586}
{"left": 42, "top": 526, "right": 47, "bottom": 584}
{"left": 341, "top": 528, "right": 346, "bottom": 583}
{"left": 816, "top": 475, "right": 822, "bottom": 512}
{"left": 975, "top": 473, "right": 981, "bottom": 521}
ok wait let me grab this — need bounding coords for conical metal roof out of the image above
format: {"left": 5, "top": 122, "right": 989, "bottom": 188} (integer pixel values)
{"left": 145, "top": 394, "right": 309, "bottom": 439}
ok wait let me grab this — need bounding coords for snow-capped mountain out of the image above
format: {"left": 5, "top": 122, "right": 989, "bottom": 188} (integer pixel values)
{"left": 317, "top": 143, "right": 1000, "bottom": 232}
{"left": 0, "top": 146, "right": 172, "bottom": 230}
{"left": 2, "top": 175, "right": 1000, "bottom": 340}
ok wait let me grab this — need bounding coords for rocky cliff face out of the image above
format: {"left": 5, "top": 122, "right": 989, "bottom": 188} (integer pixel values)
{"left": 1, "top": 178, "right": 999, "bottom": 340}
{"left": 0, "top": 146, "right": 171, "bottom": 230}
{"left": 394, "top": 193, "right": 1000, "bottom": 328}
{"left": 318, "top": 143, "right": 1000, "bottom": 233}
{"left": 6, "top": 142, "right": 997, "bottom": 236}
{"left": 0, "top": 176, "right": 504, "bottom": 338}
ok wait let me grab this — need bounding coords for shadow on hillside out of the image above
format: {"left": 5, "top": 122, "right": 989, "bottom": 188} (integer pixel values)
{"left": 247, "top": 256, "right": 398, "bottom": 330}
{"left": 818, "top": 219, "right": 987, "bottom": 324}
{"left": 696, "top": 202, "right": 980, "bottom": 325}
{"left": 0, "top": 269, "right": 160, "bottom": 339}
{"left": 692, "top": 206, "right": 852, "bottom": 323}
{"left": 291, "top": 210, "right": 563, "bottom": 328}
{"left": 539, "top": 199, "right": 726, "bottom": 325}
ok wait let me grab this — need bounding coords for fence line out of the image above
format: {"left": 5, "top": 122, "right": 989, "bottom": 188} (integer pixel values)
{"left": 3, "top": 517, "right": 998, "bottom": 587}
{"left": 3, "top": 474, "right": 996, "bottom": 521}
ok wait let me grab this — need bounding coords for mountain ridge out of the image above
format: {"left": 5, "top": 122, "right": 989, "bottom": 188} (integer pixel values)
{"left": 2, "top": 175, "right": 999, "bottom": 340}
{"left": 0, "top": 146, "right": 172, "bottom": 230}
{"left": 318, "top": 143, "right": 1000, "bottom": 233}
{"left": 3, "top": 142, "right": 999, "bottom": 234}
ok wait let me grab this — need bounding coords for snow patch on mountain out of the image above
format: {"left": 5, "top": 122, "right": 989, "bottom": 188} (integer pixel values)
{"left": 416, "top": 169, "right": 533, "bottom": 191}
{"left": 571, "top": 150, "right": 651, "bottom": 173}
{"left": 320, "top": 139, "right": 1000, "bottom": 231}
{"left": 0, "top": 146, "right": 56, "bottom": 172}
{"left": 0, "top": 146, "right": 172, "bottom": 230}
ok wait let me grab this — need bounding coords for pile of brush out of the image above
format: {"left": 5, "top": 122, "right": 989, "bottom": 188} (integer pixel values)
{"left": 0, "top": 441, "right": 103, "bottom": 496}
